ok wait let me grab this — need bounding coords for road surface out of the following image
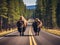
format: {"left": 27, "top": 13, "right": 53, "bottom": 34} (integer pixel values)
{"left": 0, "top": 24, "right": 60, "bottom": 45}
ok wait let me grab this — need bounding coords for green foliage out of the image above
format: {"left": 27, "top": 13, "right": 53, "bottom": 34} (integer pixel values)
{"left": 0, "top": 0, "right": 26, "bottom": 30}
{"left": 35, "top": 0, "right": 59, "bottom": 28}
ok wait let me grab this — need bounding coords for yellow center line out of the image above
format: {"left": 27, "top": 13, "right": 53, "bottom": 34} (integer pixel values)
{"left": 29, "top": 28, "right": 33, "bottom": 45}
{"left": 31, "top": 32, "right": 37, "bottom": 45}
{"left": 29, "top": 27, "right": 37, "bottom": 45}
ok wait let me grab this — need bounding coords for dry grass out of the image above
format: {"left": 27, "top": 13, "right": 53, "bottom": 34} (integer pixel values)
{"left": 0, "top": 29, "right": 17, "bottom": 36}
{"left": 42, "top": 28, "right": 60, "bottom": 36}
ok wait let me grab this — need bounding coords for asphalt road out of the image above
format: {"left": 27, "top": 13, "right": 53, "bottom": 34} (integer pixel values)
{"left": 0, "top": 25, "right": 60, "bottom": 45}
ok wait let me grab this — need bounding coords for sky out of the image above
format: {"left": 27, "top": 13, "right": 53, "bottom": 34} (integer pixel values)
{"left": 23, "top": 0, "right": 37, "bottom": 6}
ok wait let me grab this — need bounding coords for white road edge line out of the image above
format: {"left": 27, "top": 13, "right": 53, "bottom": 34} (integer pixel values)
{"left": 0, "top": 30, "right": 17, "bottom": 40}
{"left": 42, "top": 30, "right": 60, "bottom": 39}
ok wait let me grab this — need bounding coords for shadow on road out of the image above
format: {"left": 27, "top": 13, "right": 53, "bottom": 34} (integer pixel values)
{"left": 4, "top": 35, "right": 36, "bottom": 37}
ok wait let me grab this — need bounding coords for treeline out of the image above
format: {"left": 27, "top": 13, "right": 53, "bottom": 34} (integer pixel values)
{"left": 0, "top": 0, "right": 26, "bottom": 31}
{"left": 34, "top": 0, "right": 60, "bottom": 29}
